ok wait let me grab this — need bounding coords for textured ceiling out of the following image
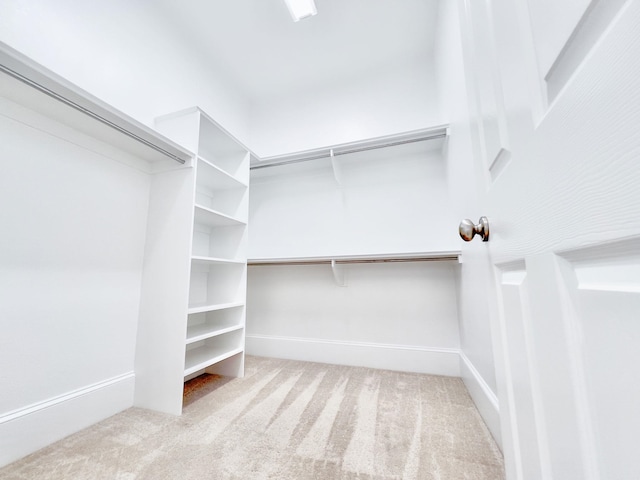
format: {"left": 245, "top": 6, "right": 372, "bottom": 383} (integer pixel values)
{"left": 157, "top": 0, "right": 440, "bottom": 102}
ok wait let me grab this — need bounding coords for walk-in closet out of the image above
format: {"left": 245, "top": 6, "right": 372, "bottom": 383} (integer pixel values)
{"left": 1, "top": 1, "right": 639, "bottom": 479}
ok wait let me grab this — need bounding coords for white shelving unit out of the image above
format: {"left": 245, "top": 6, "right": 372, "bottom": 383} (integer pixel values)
{"left": 136, "top": 107, "right": 250, "bottom": 414}
{"left": 165, "top": 108, "right": 248, "bottom": 384}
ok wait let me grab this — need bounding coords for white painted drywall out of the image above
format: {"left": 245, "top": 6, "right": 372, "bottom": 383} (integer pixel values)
{"left": 247, "top": 135, "right": 461, "bottom": 375}
{"left": 249, "top": 140, "right": 458, "bottom": 259}
{"left": 0, "top": 0, "right": 250, "bottom": 143}
{"left": 434, "top": 0, "right": 501, "bottom": 444}
{"left": 246, "top": 261, "right": 460, "bottom": 375}
{"left": 248, "top": 56, "right": 442, "bottom": 157}
{"left": 0, "top": 98, "right": 151, "bottom": 464}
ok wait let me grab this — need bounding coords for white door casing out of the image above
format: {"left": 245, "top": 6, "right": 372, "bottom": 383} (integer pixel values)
{"left": 457, "top": 0, "right": 640, "bottom": 479}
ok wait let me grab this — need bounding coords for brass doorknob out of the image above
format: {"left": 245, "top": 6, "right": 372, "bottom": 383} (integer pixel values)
{"left": 459, "top": 216, "right": 490, "bottom": 242}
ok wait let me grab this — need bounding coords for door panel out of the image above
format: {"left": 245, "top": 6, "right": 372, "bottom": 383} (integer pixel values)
{"left": 527, "top": 0, "right": 630, "bottom": 103}
{"left": 460, "top": 0, "right": 510, "bottom": 182}
{"left": 558, "top": 239, "right": 640, "bottom": 479}
{"left": 579, "top": 289, "right": 640, "bottom": 479}
{"left": 458, "top": 0, "right": 640, "bottom": 478}
{"left": 496, "top": 264, "right": 548, "bottom": 480}
{"left": 526, "top": 0, "right": 591, "bottom": 77}
{"left": 526, "top": 255, "right": 595, "bottom": 480}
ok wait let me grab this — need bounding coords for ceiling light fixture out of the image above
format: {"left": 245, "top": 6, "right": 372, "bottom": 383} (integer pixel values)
{"left": 284, "top": 0, "right": 317, "bottom": 22}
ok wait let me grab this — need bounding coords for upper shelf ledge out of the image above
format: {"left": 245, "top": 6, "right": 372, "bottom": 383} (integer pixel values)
{"left": 248, "top": 251, "right": 461, "bottom": 265}
{"left": 0, "top": 41, "right": 192, "bottom": 167}
{"left": 250, "top": 125, "right": 449, "bottom": 170}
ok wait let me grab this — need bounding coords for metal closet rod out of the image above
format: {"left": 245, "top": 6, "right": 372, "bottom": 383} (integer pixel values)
{"left": 248, "top": 255, "right": 460, "bottom": 266}
{"left": 0, "top": 63, "right": 187, "bottom": 165}
{"left": 250, "top": 128, "right": 448, "bottom": 170}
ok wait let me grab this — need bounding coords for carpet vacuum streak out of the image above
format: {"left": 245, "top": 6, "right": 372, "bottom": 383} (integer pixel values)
{"left": 0, "top": 356, "right": 505, "bottom": 479}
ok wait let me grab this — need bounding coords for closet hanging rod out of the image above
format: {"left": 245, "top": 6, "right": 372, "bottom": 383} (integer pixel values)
{"left": 250, "top": 126, "right": 448, "bottom": 170}
{"left": 0, "top": 44, "right": 191, "bottom": 165}
{"left": 0, "top": 63, "right": 187, "bottom": 165}
{"left": 248, "top": 252, "right": 460, "bottom": 266}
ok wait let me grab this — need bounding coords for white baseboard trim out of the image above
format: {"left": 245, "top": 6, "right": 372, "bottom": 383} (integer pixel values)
{"left": 459, "top": 352, "right": 502, "bottom": 449}
{"left": 245, "top": 334, "right": 461, "bottom": 377}
{"left": 0, "top": 372, "right": 135, "bottom": 468}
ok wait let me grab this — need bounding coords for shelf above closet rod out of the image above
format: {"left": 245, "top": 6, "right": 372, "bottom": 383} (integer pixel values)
{"left": 0, "top": 41, "right": 192, "bottom": 166}
{"left": 250, "top": 125, "right": 448, "bottom": 170}
{"left": 248, "top": 251, "right": 461, "bottom": 266}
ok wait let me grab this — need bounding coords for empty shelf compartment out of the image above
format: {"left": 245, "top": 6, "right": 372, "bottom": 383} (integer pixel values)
{"left": 188, "top": 261, "right": 246, "bottom": 308}
{"left": 193, "top": 204, "right": 245, "bottom": 228}
{"left": 186, "top": 305, "right": 245, "bottom": 344}
{"left": 192, "top": 222, "right": 247, "bottom": 260}
{"left": 184, "top": 329, "right": 244, "bottom": 376}
{"left": 198, "top": 117, "right": 249, "bottom": 182}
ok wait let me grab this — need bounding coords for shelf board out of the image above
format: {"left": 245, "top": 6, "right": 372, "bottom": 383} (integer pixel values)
{"left": 0, "top": 43, "right": 192, "bottom": 167}
{"left": 191, "top": 255, "right": 245, "bottom": 266}
{"left": 185, "top": 324, "right": 244, "bottom": 345}
{"left": 198, "top": 156, "right": 248, "bottom": 189}
{"left": 193, "top": 204, "right": 246, "bottom": 228}
{"left": 248, "top": 251, "right": 462, "bottom": 266}
{"left": 251, "top": 125, "right": 448, "bottom": 170}
{"left": 184, "top": 345, "right": 244, "bottom": 377}
{"left": 187, "top": 301, "right": 245, "bottom": 315}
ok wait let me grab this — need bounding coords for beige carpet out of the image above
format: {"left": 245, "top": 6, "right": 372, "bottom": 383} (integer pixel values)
{"left": 0, "top": 356, "right": 504, "bottom": 479}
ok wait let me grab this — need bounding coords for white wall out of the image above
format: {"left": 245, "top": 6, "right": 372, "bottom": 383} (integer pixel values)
{"left": 247, "top": 138, "right": 461, "bottom": 375}
{"left": 249, "top": 140, "right": 458, "bottom": 259}
{"left": 0, "top": 0, "right": 250, "bottom": 143}
{"left": 0, "top": 97, "right": 151, "bottom": 465}
{"left": 248, "top": 56, "right": 442, "bottom": 157}
{"left": 434, "top": 0, "right": 501, "bottom": 445}
{"left": 246, "top": 261, "right": 461, "bottom": 376}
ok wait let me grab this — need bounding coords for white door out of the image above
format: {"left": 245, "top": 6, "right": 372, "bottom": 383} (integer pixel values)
{"left": 459, "top": 0, "right": 640, "bottom": 479}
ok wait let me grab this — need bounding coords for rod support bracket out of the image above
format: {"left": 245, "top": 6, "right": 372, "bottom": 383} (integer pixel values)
{"left": 331, "top": 260, "right": 347, "bottom": 286}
